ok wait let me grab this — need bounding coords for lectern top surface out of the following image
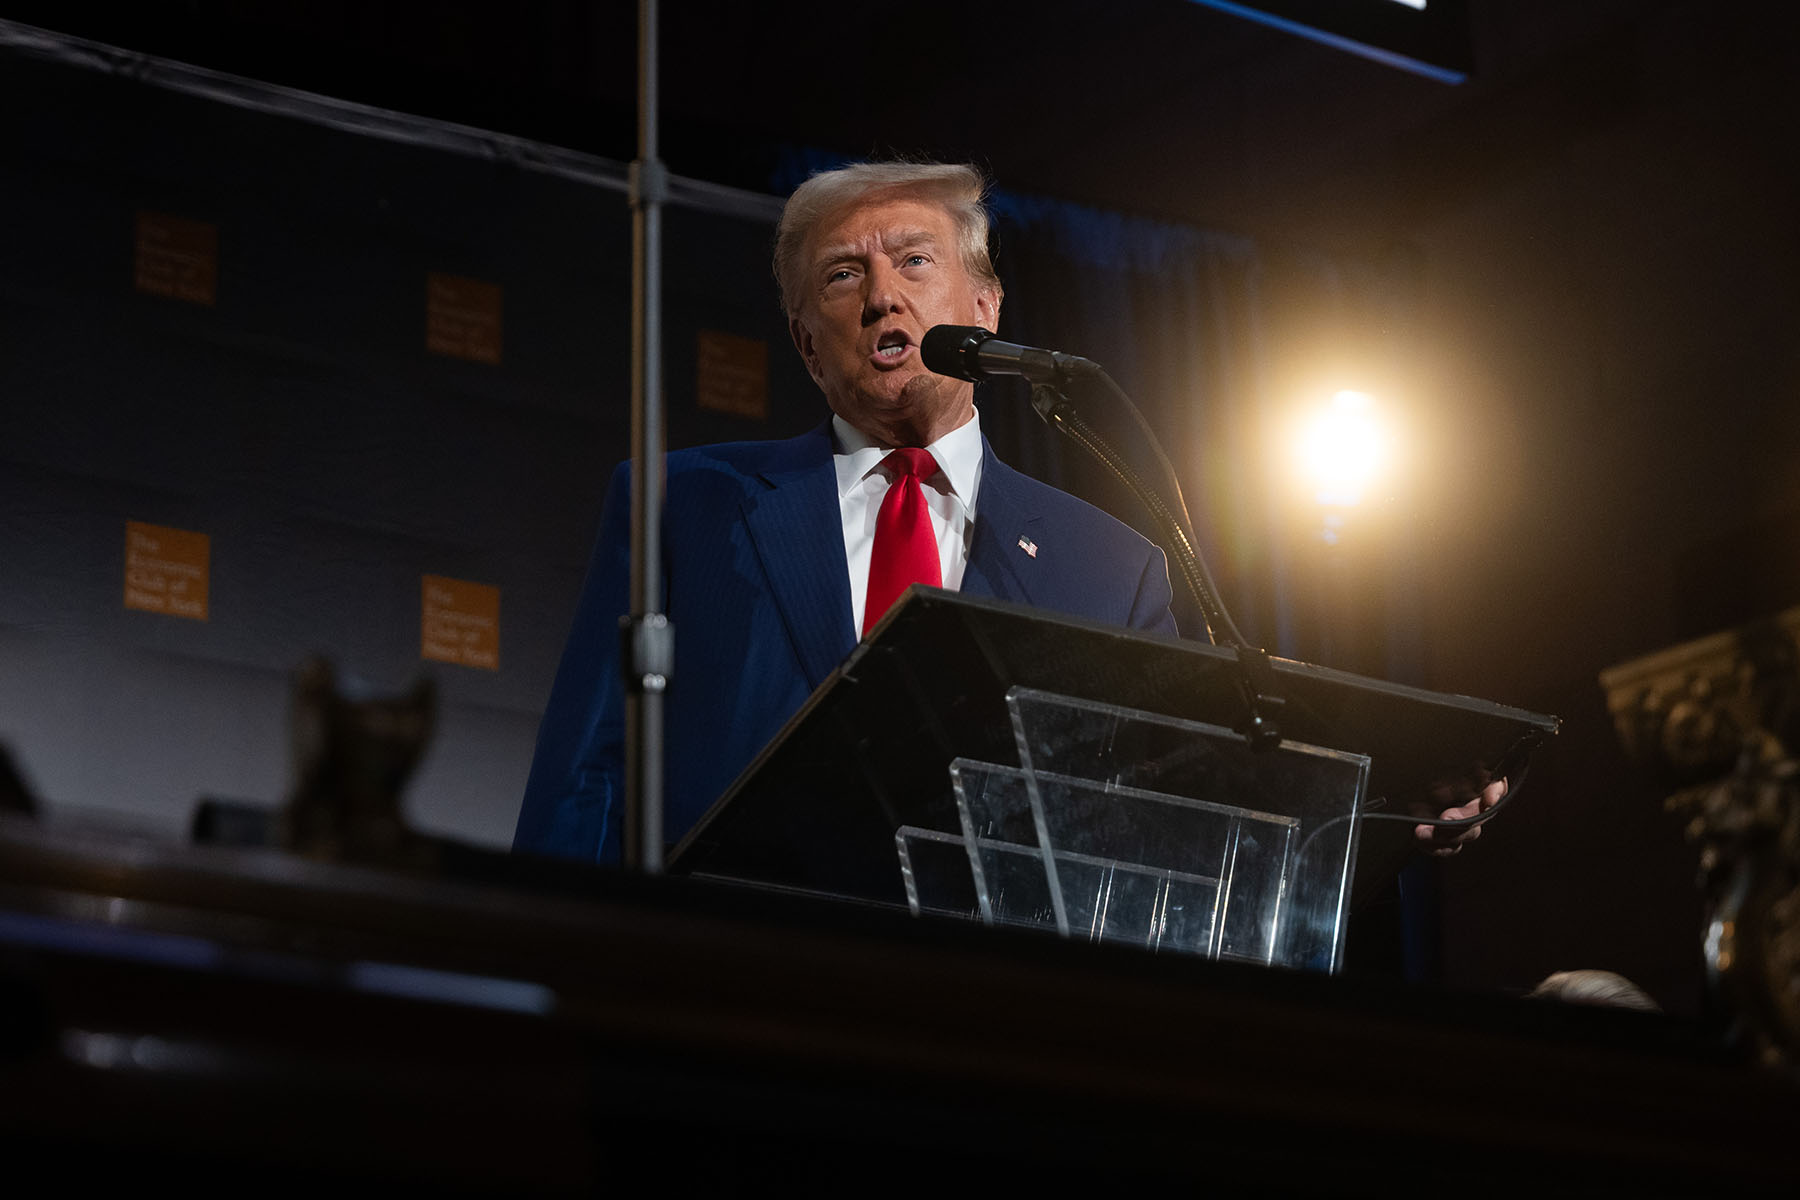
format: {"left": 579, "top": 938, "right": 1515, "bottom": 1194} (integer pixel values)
{"left": 671, "top": 589, "right": 1558, "bottom": 907}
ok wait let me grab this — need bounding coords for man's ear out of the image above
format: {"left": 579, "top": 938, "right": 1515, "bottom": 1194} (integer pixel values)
{"left": 790, "top": 314, "right": 823, "bottom": 386}
{"left": 975, "top": 287, "right": 1001, "bottom": 334}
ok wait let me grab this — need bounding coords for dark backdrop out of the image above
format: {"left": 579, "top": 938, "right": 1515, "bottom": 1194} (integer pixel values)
{"left": 8, "top": 1, "right": 1798, "bottom": 1014}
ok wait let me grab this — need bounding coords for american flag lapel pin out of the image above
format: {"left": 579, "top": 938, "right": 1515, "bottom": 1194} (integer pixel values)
{"left": 1018, "top": 535, "right": 1038, "bottom": 558}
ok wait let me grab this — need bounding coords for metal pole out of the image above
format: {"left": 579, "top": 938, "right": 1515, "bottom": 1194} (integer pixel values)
{"left": 623, "top": 0, "right": 670, "bottom": 873}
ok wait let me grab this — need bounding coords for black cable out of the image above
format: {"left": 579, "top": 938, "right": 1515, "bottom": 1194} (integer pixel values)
{"left": 1294, "top": 759, "right": 1533, "bottom": 864}
{"left": 1089, "top": 366, "right": 1204, "bottom": 543}
{"left": 1036, "top": 377, "right": 1250, "bottom": 650}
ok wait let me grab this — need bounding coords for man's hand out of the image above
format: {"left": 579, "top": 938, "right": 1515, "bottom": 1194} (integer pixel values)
{"left": 1414, "top": 775, "right": 1507, "bottom": 857}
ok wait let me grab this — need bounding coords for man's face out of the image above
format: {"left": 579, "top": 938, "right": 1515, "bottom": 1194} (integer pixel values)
{"left": 789, "top": 191, "right": 999, "bottom": 448}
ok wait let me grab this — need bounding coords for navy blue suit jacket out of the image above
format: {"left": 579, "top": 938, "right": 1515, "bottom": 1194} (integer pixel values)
{"left": 513, "top": 420, "right": 1177, "bottom": 864}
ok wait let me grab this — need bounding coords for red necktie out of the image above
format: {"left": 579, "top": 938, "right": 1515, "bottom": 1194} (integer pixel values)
{"left": 864, "top": 447, "right": 942, "bottom": 634}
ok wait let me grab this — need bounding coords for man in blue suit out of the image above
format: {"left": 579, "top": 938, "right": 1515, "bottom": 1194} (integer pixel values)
{"left": 514, "top": 161, "right": 1178, "bottom": 864}
{"left": 515, "top": 159, "right": 1505, "bottom": 865}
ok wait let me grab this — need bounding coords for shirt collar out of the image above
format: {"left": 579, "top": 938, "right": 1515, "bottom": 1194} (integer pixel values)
{"left": 831, "top": 408, "right": 984, "bottom": 504}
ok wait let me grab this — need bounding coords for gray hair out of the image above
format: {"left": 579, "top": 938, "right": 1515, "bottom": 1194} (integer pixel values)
{"left": 773, "top": 161, "right": 1004, "bottom": 316}
{"left": 1527, "top": 970, "right": 1661, "bottom": 1012}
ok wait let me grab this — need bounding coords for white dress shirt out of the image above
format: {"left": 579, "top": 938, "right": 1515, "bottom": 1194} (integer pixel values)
{"left": 833, "top": 408, "right": 986, "bottom": 634}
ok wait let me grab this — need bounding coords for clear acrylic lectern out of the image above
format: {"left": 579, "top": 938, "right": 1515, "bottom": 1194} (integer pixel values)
{"left": 672, "top": 590, "right": 1557, "bottom": 974}
{"left": 897, "top": 688, "right": 1368, "bottom": 971}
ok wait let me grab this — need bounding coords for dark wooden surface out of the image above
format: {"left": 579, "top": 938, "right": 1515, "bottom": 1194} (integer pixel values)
{"left": 1, "top": 814, "right": 1795, "bottom": 1195}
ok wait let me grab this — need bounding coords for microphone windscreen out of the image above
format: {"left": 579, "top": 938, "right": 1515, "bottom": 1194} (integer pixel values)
{"left": 920, "top": 324, "right": 990, "bottom": 381}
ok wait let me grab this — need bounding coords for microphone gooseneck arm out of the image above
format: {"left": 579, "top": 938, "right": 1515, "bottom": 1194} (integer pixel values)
{"left": 921, "top": 323, "right": 1277, "bottom": 743}
{"left": 1027, "top": 373, "right": 1248, "bottom": 651}
{"left": 1028, "top": 363, "right": 1285, "bottom": 749}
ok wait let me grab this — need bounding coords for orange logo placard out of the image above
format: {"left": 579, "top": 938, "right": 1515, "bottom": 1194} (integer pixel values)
{"left": 425, "top": 272, "right": 503, "bottom": 365}
{"left": 124, "top": 520, "right": 210, "bottom": 621}
{"left": 421, "top": 574, "right": 500, "bottom": 671}
{"left": 696, "top": 329, "right": 769, "bottom": 420}
{"left": 134, "top": 212, "right": 218, "bottom": 305}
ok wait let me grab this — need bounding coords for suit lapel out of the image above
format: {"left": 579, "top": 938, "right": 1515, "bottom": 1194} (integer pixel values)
{"left": 740, "top": 424, "right": 858, "bottom": 689}
{"left": 962, "top": 441, "right": 1044, "bottom": 608}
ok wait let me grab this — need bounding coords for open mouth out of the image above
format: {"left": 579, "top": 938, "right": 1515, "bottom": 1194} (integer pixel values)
{"left": 874, "top": 330, "right": 912, "bottom": 361}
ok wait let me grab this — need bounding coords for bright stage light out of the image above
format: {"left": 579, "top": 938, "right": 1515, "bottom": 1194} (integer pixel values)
{"left": 1296, "top": 389, "right": 1392, "bottom": 509}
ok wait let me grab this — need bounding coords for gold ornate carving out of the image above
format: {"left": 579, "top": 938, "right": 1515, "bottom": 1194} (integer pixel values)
{"left": 1601, "top": 609, "right": 1800, "bottom": 781}
{"left": 1602, "top": 607, "right": 1800, "bottom": 1067}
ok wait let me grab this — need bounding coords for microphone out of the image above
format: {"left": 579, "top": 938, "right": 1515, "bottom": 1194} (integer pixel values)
{"left": 920, "top": 325, "right": 1101, "bottom": 383}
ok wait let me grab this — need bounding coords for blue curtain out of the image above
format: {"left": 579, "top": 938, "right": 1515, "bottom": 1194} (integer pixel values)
{"left": 983, "top": 191, "right": 1297, "bottom": 654}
